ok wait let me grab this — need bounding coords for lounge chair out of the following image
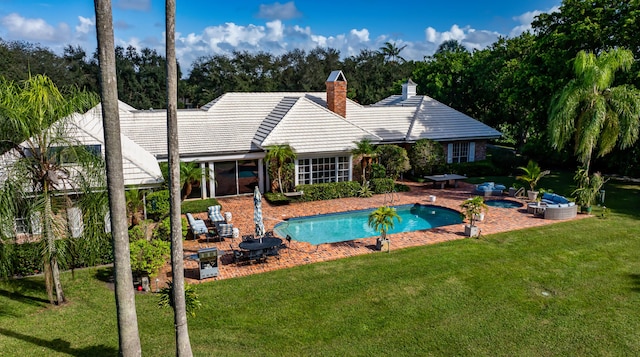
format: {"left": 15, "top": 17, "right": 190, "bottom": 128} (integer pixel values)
{"left": 207, "top": 205, "right": 225, "bottom": 225}
{"left": 186, "top": 213, "right": 208, "bottom": 239}
{"left": 473, "top": 182, "right": 506, "bottom": 197}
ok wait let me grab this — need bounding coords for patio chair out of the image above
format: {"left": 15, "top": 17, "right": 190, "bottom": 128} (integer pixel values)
{"left": 208, "top": 205, "right": 225, "bottom": 225}
{"left": 215, "top": 223, "right": 235, "bottom": 241}
{"left": 186, "top": 213, "right": 208, "bottom": 240}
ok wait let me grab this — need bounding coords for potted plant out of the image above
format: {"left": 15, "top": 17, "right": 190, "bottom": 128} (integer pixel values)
{"left": 460, "top": 196, "right": 488, "bottom": 238}
{"left": 516, "top": 160, "right": 550, "bottom": 201}
{"left": 368, "top": 206, "right": 401, "bottom": 252}
{"left": 572, "top": 169, "right": 606, "bottom": 214}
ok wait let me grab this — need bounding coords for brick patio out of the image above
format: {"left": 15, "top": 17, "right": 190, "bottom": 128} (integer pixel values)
{"left": 161, "top": 181, "right": 583, "bottom": 284}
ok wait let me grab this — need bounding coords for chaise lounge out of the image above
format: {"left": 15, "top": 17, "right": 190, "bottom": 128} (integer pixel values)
{"left": 186, "top": 213, "right": 209, "bottom": 239}
{"left": 473, "top": 182, "right": 506, "bottom": 197}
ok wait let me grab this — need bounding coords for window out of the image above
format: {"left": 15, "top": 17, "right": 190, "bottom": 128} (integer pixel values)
{"left": 297, "top": 156, "right": 350, "bottom": 185}
{"left": 448, "top": 142, "right": 475, "bottom": 163}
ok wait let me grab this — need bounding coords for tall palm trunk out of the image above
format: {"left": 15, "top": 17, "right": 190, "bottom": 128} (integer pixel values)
{"left": 43, "top": 182, "right": 65, "bottom": 304}
{"left": 94, "top": 1, "right": 142, "bottom": 355}
{"left": 166, "top": 0, "right": 193, "bottom": 355}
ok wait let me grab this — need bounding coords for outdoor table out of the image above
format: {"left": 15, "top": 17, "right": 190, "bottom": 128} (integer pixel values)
{"left": 423, "top": 174, "right": 467, "bottom": 188}
{"left": 239, "top": 237, "right": 283, "bottom": 262}
{"left": 527, "top": 202, "right": 547, "bottom": 216}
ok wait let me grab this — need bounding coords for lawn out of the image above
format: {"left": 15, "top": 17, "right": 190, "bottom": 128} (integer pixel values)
{"left": 1, "top": 177, "right": 639, "bottom": 356}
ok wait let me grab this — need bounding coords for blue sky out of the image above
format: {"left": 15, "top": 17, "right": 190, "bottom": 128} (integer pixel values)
{"left": 0, "top": 0, "right": 560, "bottom": 73}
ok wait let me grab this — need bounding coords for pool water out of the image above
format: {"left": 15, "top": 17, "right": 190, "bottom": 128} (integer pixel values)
{"left": 273, "top": 204, "right": 462, "bottom": 245}
{"left": 484, "top": 200, "right": 523, "bottom": 208}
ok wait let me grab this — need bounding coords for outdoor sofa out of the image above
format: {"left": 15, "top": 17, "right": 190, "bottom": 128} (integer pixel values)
{"left": 540, "top": 192, "right": 578, "bottom": 220}
{"left": 473, "top": 182, "right": 506, "bottom": 197}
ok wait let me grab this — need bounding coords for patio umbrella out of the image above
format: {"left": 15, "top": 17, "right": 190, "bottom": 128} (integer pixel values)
{"left": 253, "top": 186, "right": 265, "bottom": 241}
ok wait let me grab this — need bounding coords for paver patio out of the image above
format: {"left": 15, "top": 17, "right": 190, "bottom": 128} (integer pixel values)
{"left": 161, "top": 181, "right": 584, "bottom": 284}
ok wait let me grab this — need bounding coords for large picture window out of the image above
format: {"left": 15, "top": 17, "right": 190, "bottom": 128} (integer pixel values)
{"left": 297, "top": 156, "right": 350, "bottom": 185}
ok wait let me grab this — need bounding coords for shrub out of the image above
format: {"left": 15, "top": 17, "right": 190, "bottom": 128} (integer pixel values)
{"left": 264, "top": 192, "right": 291, "bottom": 204}
{"left": 129, "top": 238, "right": 170, "bottom": 277}
{"left": 447, "top": 160, "right": 498, "bottom": 177}
{"left": 128, "top": 220, "right": 154, "bottom": 242}
{"left": 153, "top": 216, "right": 188, "bottom": 241}
{"left": 181, "top": 198, "right": 220, "bottom": 214}
{"left": 370, "top": 178, "right": 395, "bottom": 194}
{"left": 296, "top": 181, "right": 361, "bottom": 201}
{"left": 376, "top": 145, "right": 411, "bottom": 180}
{"left": 410, "top": 139, "right": 445, "bottom": 176}
{"left": 487, "top": 146, "right": 525, "bottom": 175}
{"left": 370, "top": 163, "right": 386, "bottom": 179}
{"left": 158, "top": 281, "right": 202, "bottom": 317}
{"left": 146, "top": 190, "right": 170, "bottom": 220}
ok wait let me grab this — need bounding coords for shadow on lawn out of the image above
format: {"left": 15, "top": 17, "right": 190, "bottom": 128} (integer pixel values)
{"left": 0, "top": 327, "right": 117, "bottom": 356}
{"left": 0, "top": 278, "right": 50, "bottom": 312}
{"left": 628, "top": 274, "right": 640, "bottom": 293}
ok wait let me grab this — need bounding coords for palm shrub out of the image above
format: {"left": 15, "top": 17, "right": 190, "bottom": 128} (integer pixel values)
{"left": 572, "top": 168, "right": 607, "bottom": 210}
{"left": 516, "top": 160, "right": 549, "bottom": 193}
{"left": 158, "top": 281, "right": 202, "bottom": 317}
{"left": 265, "top": 144, "right": 296, "bottom": 194}
{"left": 460, "top": 196, "right": 488, "bottom": 228}
{"left": 368, "top": 206, "right": 401, "bottom": 251}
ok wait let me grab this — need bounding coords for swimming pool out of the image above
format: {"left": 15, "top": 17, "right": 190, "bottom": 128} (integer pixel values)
{"left": 484, "top": 200, "right": 523, "bottom": 208}
{"left": 273, "top": 204, "right": 462, "bottom": 245}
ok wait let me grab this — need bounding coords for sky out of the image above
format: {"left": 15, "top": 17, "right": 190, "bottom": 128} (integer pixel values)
{"left": 0, "top": 0, "right": 561, "bottom": 74}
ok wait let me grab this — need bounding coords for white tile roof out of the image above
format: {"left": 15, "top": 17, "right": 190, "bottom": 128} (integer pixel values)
{"left": 79, "top": 90, "right": 500, "bottom": 160}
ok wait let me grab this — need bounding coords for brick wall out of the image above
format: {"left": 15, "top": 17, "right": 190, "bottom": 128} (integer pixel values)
{"left": 326, "top": 80, "right": 347, "bottom": 117}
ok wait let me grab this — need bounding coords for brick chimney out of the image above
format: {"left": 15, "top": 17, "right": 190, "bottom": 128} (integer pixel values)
{"left": 326, "top": 70, "right": 347, "bottom": 117}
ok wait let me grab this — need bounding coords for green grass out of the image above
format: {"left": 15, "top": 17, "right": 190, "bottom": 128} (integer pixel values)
{"left": 2, "top": 177, "right": 640, "bottom": 356}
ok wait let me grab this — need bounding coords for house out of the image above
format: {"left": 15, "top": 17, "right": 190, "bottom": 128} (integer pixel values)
{"left": 72, "top": 70, "right": 500, "bottom": 198}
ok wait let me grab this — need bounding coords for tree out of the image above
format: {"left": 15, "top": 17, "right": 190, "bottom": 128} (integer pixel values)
{"left": 375, "top": 145, "right": 411, "bottom": 180}
{"left": 166, "top": 0, "right": 194, "bottom": 354}
{"left": 368, "top": 206, "right": 401, "bottom": 251}
{"left": 352, "top": 138, "right": 377, "bottom": 183}
{"left": 265, "top": 144, "right": 296, "bottom": 194}
{"left": 0, "top": 74, "right": 101, "bottom": 305}
{"left": 180, "top": 162, "right": 203, "bottom": 200}
{"left": 125, "top": 188, "right": 145, "bottom": 227}
{"left": 548, "top": 48, "right": 640, "bottom": 172}
{"left": 409, "top": 139, "right": 445, "bottom": 176}
{"left": 94, "top": 0, "right": 142, "bottom": 355}
{"left": 378, "top": 41, "right": 407, "bottom": 63}
{"left": 516, "top": 160, "right": 550, "bottom": 193}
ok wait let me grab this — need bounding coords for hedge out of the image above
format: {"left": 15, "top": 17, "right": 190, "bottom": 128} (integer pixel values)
{"left": 447, "top": 160, "right": 499, "bottom": 177}
{"left": 296, "top": 181, "right": 362, "bottom": 201}
{"left": 370, "top": 178, "right": 395, "bottom": 194}
{"left": 146, "top": 190, "right": 170, "bottom": 220}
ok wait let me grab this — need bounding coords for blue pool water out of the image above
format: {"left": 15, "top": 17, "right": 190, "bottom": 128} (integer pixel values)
{"left": 484, "top": 200, "right": 523, "bottom": 208}
{"left": 273, "top": 204, "right": 462, "bottom": 245}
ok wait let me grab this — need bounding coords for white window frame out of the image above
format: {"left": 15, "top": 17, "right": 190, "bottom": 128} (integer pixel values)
{"left": 447, "top": 142, "right": 475, "bottom": 163}
{"left": 296, "top": 155, "right": 351, "bottom": 185}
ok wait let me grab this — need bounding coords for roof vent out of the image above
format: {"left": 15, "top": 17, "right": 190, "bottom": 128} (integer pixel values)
{"left": 402, "top": 78, "right": 417, "bottom": 100}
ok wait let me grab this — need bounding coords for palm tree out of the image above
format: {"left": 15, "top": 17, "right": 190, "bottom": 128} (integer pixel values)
{"left": 516, "top": 160, "right": 550, "bottom": 196}
{"left": 94, "top": 0, "right": 142, "bottom": 354}
{"left": 125, "top": 188, "right": 145, "bottom": 227}
{"left": 368, "top": 206, "right": 401, "bottom": 251}
{"left": 166, "top": 0, "right": 193, "bottom": 354}
{"left": 352, "top": 138, "right": 377, "bottom": 184}
{"left": 0, "top": 74, "right": 101, "bottom": 305}
{"left": 180, "top": 162, "right": 202, "bottom": 200}
{"left": 265, "top": 144, "right": 296, "bottom": 194}
{"left": 548, "top": 48, "right": 640, "bottom": 172}
{"left": 378, "top": 41, "right": 407, "bottom": 63}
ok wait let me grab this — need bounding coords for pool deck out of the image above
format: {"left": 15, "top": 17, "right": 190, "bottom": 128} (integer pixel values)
{"left": 164, "top": 181, "right": 585, "bottom": 284}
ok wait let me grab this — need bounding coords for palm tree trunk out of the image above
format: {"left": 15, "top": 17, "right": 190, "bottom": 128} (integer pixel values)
{"left": 94, "top": 1, "right": 142, "bottom": 355}
{"left": 44, "top": 185, "right": 65, "bottom": 304}
{"left": 166, "top": 1, "right": 193, "bottom": 355}
{"left": 277, "top": 167, "right": 284, "bottom": 194}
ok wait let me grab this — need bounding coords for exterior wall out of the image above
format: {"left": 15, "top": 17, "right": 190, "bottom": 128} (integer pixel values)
{"left": 474, "top": 140, "right": 487, "bottom": 161}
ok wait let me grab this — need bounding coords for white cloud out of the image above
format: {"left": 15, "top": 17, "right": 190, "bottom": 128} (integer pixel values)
{"left": 75, "top": 16, "right": 94, "bottom": 34}
{"left": 510, "top": 5, "right": 560, "bottom": 37}
{"left": 0, "top": 13, "right": 70, "bottom": 42}
{"left": 257, "top": 2, "right": 302, "bottom": 20}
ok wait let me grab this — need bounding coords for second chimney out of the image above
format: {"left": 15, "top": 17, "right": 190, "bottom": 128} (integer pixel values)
{"left": 326, "top": 70, "right": 347, "bottom": 117}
